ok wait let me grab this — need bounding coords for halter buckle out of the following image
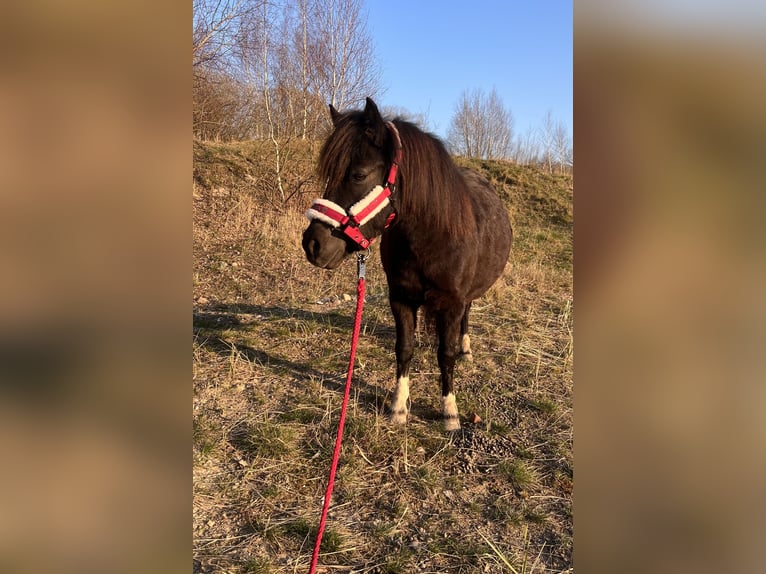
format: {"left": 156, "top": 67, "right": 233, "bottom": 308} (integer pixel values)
{"left": 357, "top": 249, "right": 369, "bottom": 279}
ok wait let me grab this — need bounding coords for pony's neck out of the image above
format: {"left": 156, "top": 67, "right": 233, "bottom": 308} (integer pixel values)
{"left": 394, "top": 127, "right": 473, "bottom": 241}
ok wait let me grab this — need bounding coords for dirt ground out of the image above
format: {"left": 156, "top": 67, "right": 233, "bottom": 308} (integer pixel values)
{"left": 193, "top": 143, "right": 572, "bottom": 573}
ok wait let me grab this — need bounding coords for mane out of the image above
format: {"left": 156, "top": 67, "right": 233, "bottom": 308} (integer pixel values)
{"left": 391, "top": 119, "right": 474, "bottom": 239}
{"left": 317, "top": 110, "right": 368, "bottom": 199}
{"left": 317, "top": 114, "right": 474, "bottom": 239}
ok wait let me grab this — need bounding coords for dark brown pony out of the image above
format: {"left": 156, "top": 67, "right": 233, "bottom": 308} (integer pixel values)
{"left": 302, "top": 98, "right": 512, "bottom": 430}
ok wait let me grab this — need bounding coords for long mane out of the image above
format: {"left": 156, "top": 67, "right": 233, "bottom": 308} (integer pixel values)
{"left": 318, "top": 114, "right": 475, "bottom": 239}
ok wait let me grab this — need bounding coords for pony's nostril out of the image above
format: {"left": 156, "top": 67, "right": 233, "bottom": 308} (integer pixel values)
{"left": 305, "top": 237, "right": 320, "bottom": 260}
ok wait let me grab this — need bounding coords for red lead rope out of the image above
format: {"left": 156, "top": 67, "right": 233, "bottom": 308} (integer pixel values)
{"left": 308, "top": 251, "right": 368, "bottom": 574}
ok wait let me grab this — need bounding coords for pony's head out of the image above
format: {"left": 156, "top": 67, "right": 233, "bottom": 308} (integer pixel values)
{"left": 302, "top": 97, "right": 399, "bottom": 269}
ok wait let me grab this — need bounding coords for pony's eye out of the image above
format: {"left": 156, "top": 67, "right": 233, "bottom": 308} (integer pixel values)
{"left": 351, "top": 172, "right": 367, "bottom": 183}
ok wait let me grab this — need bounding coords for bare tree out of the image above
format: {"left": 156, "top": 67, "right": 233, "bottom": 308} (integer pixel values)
{"left": 552, "top": 120, "right": 573, "bottom": 172}
{"left": 193, "top": 69, "right": 251, "bottom": 140}
{"left": 193, "top": 0, "right": 246, "bottom": 69}
{"left": 193, "top": 0, "right": 251, "bottom": 140}
{"left": 235, "top": 0, "right": 290, "bottom": 199}
{"left": 193, "top": 0, "right": 383, "bottom": 163}
{"left": 539, "top": 110, "right": 571, "bottom": 173}
{"left": 447, "top": 88, "right": 514, "bottom": 160}
{"left": 539, "top": 110, "right": 556, "bottom": 173}
{"left": 508, "top": 125, "right": 540, "bottom": 165}
{"left": 310, "top": 0, "right": 381, "bottom": 117}
{"left": 279, "top": 0, "right": 326, "bottom": 139}
{"left": 295, "top": 0, "right": 311, "bottom": 138}
{"left": 382, "top": 105, "right": 431, "bottom": 131}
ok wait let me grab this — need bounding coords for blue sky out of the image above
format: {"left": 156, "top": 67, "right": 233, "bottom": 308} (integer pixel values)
{"left": 365, "top": 1, "right": 572, "bottom": 141}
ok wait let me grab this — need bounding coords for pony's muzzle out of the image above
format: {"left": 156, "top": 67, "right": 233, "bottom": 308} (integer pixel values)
{"left": 302, "top": 222, "right": 348, "bottom": 269}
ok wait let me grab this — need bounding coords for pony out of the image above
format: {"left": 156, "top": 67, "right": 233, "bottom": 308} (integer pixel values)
{"left": 302, "top": 98, "right": 512, "bottom": 430}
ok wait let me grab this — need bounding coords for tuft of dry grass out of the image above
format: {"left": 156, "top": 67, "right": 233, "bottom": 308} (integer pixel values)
{"left": 193, "top": 142, "right": 572, "bottom": 573}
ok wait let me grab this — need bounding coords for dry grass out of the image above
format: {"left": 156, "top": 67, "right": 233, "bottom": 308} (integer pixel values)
{"left": 193, "top": 143, "right": 572, "bottom": 573}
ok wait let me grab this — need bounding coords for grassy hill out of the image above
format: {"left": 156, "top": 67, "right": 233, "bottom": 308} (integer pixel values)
{"left": 193, "top": 140, "right": 573, "bottom": 573}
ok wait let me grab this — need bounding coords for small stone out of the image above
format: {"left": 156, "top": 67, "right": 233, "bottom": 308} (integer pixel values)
{"left": 342, "top": 293, "right": 352, "bottom": 301}
{"left": 469, "top": 412, "right": 482, "bottom": 424}
{"left": 197, "top": 296, "right": 209, "bottom": 305}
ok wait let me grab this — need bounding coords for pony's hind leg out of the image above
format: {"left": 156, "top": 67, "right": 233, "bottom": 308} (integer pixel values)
{"left": 389, "top": 299, "right": 418, "bottom": 424}
{"left": 459, "top": 302, "right": 473, "bottom": 362}
{"left": 437, "top": 304, "right": 465, "bottom": 431}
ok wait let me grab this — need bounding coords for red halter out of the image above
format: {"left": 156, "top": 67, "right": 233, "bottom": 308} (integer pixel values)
{"left": 306, "top": 122, "right": 402, "bottom": 250}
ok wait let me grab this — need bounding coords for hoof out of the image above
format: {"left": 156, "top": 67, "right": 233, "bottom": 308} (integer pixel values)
{"left": 390, "top": 410, "right": 408, "bottom": 425}
{"left": 443, "top": 416, "right": 461, "bottom": 432}
{"left": 458, "top": 351, "right": 473, "bottom": 363}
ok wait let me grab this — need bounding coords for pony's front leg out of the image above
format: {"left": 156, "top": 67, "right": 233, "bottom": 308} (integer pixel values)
{"left": 389, "top": 299, "right": 418, "bottom": 424}
{"left": 437, "top": 305, "right": 465, "bottom": 431}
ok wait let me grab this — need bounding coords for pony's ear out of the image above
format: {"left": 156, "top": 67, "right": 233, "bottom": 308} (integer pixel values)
{"left": 364, "top": 97, "right": 382, "bottom": 125}
{"left": 329, "top": 104, "right": 342, "bottom": 126}
{"left": 363, "top": 97, "right": 385, "bottom": 145}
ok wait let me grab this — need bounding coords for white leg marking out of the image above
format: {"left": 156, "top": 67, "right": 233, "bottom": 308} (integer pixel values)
{"left": 390, "top": 376, "right": 410, "bottom": 424}
{"left": 442, "top": 393, "right": 461, "bottom": 431}
{"left": 460, "top": 333, "right": 473, "bottom": 361}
